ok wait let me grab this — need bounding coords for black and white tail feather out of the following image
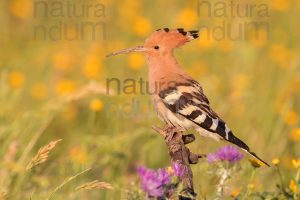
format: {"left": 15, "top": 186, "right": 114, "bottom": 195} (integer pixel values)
{"left": 159, "top": 79, "right": 270, "bottom": 167}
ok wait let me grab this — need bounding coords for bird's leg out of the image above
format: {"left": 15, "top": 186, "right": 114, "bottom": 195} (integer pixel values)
{"left": 181, "top": 133, "right": 206, "bottom": 163}
{"left": 163, "top": 125, "right": 196, "bottom": 145}
{"left": 188, "top": 151, "right": 200, "bottom": 164}
{"left": 151, "top": 125, "right": 166, "bottom": 137}
{"left": 164, "top": 124, "right": 184, "bottom": 134}
{"left": 153, "top": 125, "right": 206, "bottom": 163}
{"left": 154, "top": 124, "right": 185, "bottom": 143}
{"left": 172, "top": 126, "right": 185, "bottom": 133}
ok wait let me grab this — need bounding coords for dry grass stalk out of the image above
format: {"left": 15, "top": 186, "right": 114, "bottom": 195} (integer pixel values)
{"left": 26, "top": 139, "right": 62, "bottom": 171}
{"left": 63, "top": 81, "right": 114, "bottom": 103}
{"left": 76, "top": 180, "right": 113, "bottom": 191}
{"left": 44, "top": 81, "right": 113, "bottom": 112}
{"left": 46, "top": 168, "right": 91, "bottom": 200}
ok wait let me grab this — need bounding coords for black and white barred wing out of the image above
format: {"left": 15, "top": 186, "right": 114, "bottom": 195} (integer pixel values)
{"left": 158, "top": 81, "right": 230, "bottom": 140}
{"left": 158, "top": 80, "right": 270, "bottom": 166}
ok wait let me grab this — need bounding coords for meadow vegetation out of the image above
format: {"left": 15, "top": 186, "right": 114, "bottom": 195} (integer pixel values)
{"left": 0, "top": 0, "right": 299, "bottom": 199}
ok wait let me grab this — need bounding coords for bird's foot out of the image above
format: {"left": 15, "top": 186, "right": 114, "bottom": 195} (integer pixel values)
{"left": 188, "top": 153, "right": 206, "bottom": 164}
{"left": 182, "top": 134, "right": 195, "bottom": 144}
{"left": 153, "top": 125, "right": 186, "bottom": 141}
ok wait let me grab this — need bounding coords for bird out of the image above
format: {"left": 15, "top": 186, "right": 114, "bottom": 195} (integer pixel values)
{"left": 107, "top": 28, "right": 269, "bottom": 166}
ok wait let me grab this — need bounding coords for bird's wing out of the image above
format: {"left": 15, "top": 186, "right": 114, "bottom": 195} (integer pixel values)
{"left": 158, "top": 78, "right": 270, "bottom": 166}
{"left": 158, "top": 79, "right": 230, "bottom": 139}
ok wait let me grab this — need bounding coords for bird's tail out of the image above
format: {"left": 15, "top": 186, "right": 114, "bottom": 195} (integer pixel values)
{"left": 227, "top": 132, "right": 270, "bottom": 167}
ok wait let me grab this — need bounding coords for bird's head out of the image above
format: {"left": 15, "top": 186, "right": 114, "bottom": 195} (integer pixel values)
{"left": 106, "top": 28, "right": 199, "bottom": 58}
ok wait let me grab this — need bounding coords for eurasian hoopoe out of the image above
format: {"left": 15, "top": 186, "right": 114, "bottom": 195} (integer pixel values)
{"left": 107, "top": 28, "right": 269, "bottom": 166}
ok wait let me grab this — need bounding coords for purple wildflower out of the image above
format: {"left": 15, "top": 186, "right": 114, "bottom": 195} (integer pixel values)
{"left": 157, "top": 168, "right": 171, "bottom": 185}
{"left": 171, "top": 162, "right": 186, "bottom": 178}
{"left": 207, "top": 153, "right": 219, "bottom": 163}
{"left": 207, "top": 145, "right": 244, "bottom": 164}
{"left": 137, "top": 166, "right": 171, "bottom": 197}
{"left": 217, "top": 146, "right": 244, "bottom": 162}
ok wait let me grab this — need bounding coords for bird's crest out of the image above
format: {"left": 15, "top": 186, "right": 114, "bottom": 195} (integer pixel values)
{"left": 106, "top": 28, "right": 199, "bottom": 57}
{"left": 145, "top": 28, "right": 199, "bottom": 49}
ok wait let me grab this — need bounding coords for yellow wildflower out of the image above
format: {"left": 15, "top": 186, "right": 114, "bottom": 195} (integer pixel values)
{"left": 133, "top": 17, "right": 152, "bottom": 37}
{"left": 30, "top": 82, "right": 47, "bottom": 100}
{"left": 8, "top": 71, "right": 26, "bottom": 89}
{"left": 271, "top": 0, "right": 290, "bottom": 11}
{"left": 231, "top": 188, "right": 240, "bottom": 198}
{"left": 217, "top": 40, "right": 234, "bottom": 52}
{"left": 118, "top": 0, "right": 140, "bottom": 30}
{"left": 70, "top": 146, "right": 87, "bottom": 164}
{"left": 52, "top": 51, "right": 74, "bottom": 72}
{"left": 284, "top": 111, "right": 299, "bottom": 126}
{"left": 250, "top": 29, "right": 268, "bottom": 47}
{"left": 55, "top": 79, "right": 76, "bottom": 96}
{"left": 292, "top": 159, "right": 300, "bottom": 168}
{"left": 9, "top": 0, "right": 32, "bottom": 19}
{"left": 167, "top": 166, "right": 174, "bottom": 174}
{"left": 127, "top": 53, "right": 145, "bottom": 70}
{"left": 272, "top": 158, "right": 280, "bottom": 165}
{"left": 198, "top": 31, "right": 215, "bottom": 49}
{"left": 83, "top": 55, "right": 102, "bottom": 79}
{"left": 289, "top": 180, "right": 298, "bottom": 193}
{"left": 289, "top": 128, "right": 300, "bottom": 142}
{"left": 268, "top": 44, "right": 293, "bottom": 68}
{"left": 249, "top": 159, "right": 264, "bottom": 168}
{"left": 89, "top": 99, "right": 104, "bottom": 112}
{"left": 177, "top": 8, "right": 198, "bottom": 28}
{"left": 229, "top": 74, "right": 249, "bottom": 102}
{"left": 106, "top": 40, "right": 125, "bottom": 54}
{"left": 232, "top": 74, "right": 249, "bottom": 90}
{"left": 248, "top": 184, "right": 255, "bottom": 189}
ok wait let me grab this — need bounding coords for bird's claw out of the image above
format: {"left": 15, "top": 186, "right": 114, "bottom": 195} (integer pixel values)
{"left": 188, "top": 153, "right": 206, "bottom": 164}
{"left": 182, "top": 134, "right": 195, "bottom": 144}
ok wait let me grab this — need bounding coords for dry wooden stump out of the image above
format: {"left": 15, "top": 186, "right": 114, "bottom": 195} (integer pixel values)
{"left": 152, "top": 125, "right": 205, "bottom": 200}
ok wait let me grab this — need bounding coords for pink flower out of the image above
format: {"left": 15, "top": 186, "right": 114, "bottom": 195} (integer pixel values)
{"left": 207, "top": 145, "right": 244, "bottom": 164}
{"left": 172, "top": 162, "right": 186, "bottom": 178}
{"left": 137, "top": 166, "right": 171, "bottom": 197}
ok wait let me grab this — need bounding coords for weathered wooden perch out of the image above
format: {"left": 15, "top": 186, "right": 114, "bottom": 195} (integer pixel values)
{"left": 152, "top": 125, "right": 205, "bottom": 200}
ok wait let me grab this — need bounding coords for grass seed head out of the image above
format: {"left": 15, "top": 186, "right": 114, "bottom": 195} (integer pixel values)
{"left": 26, "top": 139, "right": 62, "bottom": 171}
{"left": 76, "top": 180, "right": 113, "bottom": 191}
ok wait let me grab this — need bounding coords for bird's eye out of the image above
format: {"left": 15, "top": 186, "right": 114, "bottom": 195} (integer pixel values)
{"left": 154, "top": 46, "right": 159, "bottom": 50}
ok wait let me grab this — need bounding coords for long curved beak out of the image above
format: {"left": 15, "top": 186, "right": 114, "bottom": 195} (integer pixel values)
{"left": 106, "top": 45, "right": 146, "bottom": 58}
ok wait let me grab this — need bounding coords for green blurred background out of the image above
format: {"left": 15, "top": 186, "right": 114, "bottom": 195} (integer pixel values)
{"left": 0, "top": 0, "right": 299, "bottom": 199}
